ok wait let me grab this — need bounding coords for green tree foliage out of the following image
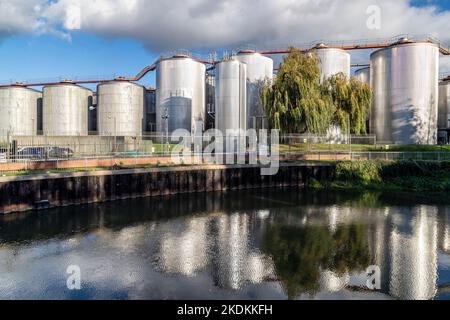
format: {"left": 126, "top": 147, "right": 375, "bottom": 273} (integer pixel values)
{"left": 263, "top": 223, "right": 370, "bottom": 298}
{"left": 262, "top": 50, "right": 372, "bottom": 134}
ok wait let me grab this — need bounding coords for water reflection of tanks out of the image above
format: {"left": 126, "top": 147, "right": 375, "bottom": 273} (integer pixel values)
{"left": 160, "top": 217, "right": 210, "bottom": 276}
{"left": 389, "top": 206, "right": 438, "bottom": 300}
{"left": 319, "top": 270, "right": 350, "bottom": 293}
{"left": 215, "top": 58, "right": 247, "bottom": 132}
{"left": 156, "top": 55, "right": 206, "bottom": 135}
{"left": 0, "top": 86, "right": 42, "bottom": 139}
{"left": 438, "top": 207, "right": 450, "bottom": 254}
{"left": 213, "top": 214, "right": 274, "bottom": 290}
{"left": 370, "top": 41, "right": 439, "bottom": 145}
{"left": 235, "top": 51, "right": 273, "bottom": 131}
{"left": 43, "top": 83, "right": 92, "bottom": 136}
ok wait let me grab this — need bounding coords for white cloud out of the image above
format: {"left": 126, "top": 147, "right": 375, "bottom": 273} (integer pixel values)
{"left": 1, "top": 0, "right": 450, "bottom": 55}
{"left": 0, "top": 0, "right": 46, "bottom": 37}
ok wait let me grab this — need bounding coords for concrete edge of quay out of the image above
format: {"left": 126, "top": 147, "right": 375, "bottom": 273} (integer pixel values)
{"left": 0, "top": 162, "right": 336, "bottom": 215}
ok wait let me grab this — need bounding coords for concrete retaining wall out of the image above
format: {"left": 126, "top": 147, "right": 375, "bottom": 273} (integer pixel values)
{"left": 0, "top": 163, "right": 335, "bottom": 214}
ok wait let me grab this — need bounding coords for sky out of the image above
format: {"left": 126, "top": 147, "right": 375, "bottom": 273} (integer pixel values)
{"left": 0, "top": 0, "right": 450, "bottom": 89}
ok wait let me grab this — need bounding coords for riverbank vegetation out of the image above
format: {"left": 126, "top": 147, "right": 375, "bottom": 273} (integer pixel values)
{"left": 311, "top": 160, "right": 450, "bottom": 192}
{"left": 279, "top": 143, "right": 450, "bottom": 153}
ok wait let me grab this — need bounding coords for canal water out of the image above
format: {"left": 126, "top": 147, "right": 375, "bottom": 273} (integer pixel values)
{"left": 1, "top": 189, "right": 450, "bottom": 300}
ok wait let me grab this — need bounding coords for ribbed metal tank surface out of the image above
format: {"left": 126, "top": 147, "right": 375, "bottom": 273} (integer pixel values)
{"left": 215, "top": 59, "right": 247, "bottom": 133}
{"left": 156, "top": 56, "right": 206, "bottom": 135}
{"left": 315, "top": 48, "right": 351, "bottom": 81}
{"left": 235, "top": 52, "right": 273, "bottom": 130}
{"left": 43, "top": 84, "right": 92, "bottom": 136}
{"left": 371, "top": 42, "right": 439, "bottom": 145}
{"left": 97, "top": 81, "right": 145, "bottom": 137}
{"left": 354, "top": 67, "right": 370, "bottom": 85}
{"left": 438, "top": 80, "right": 450, "bottom": 129}
{"left": 0, "top": 86, "right": 41, "bottom": 140}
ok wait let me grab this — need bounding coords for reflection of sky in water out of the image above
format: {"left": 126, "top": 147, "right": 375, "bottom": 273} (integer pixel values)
{"left": 1, "top": 190, "right": 450, "bottom": 300}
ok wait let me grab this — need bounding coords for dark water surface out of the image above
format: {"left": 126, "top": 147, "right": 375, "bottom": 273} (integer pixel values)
{"left": 1, "top": 189, "right": 450, "bottom": 300}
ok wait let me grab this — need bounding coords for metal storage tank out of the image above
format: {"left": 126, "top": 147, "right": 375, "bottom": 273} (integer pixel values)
{"left": 215, "top": 59, "right": 247, "bottom": 132}
{"left": 43, "top": 83, "right": 92, "bottom": 136}
{"left": 438, "top": 79, "right": 450, "bottom": 129}
{"left": 156, "top": 55, "right": 206, "bottom": 135}
{"left": 144, "top": 89, "right": 156, "bottom": 133}
{"left": 370, "top": 42, "right": 439, "bottom": 145}
{"left": 97, "top": 81, "right": 145, "bottom": 137}
{"left": 354, "top": 67, "right": 370, "bottom": 85}
{"left": 0, "top": 85, "right": 41, "bottom": 140}
{"left": 314, "top": 47, "right": 351, "bottom": 81}
{"left": 235, "top": 51, "right": 273, "bottom": 130}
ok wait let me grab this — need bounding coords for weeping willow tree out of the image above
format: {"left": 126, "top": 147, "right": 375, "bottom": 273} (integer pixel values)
{"left": 324, "top": 74, "right": 372, "bottom": 135}
{"left": 262, "top": 50, "right": 372, "bottom": 134}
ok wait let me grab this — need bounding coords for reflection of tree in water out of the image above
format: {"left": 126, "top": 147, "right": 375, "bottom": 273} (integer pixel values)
{"left": 263, "top": 224, "right": 370, "bottom": 299}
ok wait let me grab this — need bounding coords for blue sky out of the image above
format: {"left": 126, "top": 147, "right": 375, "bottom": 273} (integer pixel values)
{"left": 411, "top": 0, "right": 450, "bottom": 10}
{"left": 0, "top": 0, "right": 450, "bottom": 88}
{"left": 0, "top": 34, "right": 158, "bottom": 89}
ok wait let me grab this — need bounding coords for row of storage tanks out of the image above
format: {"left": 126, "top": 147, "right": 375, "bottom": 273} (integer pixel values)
{"left": 0, "top": 41, "right": 448, "bottom": 144}
{"left": 0, "top": 81, "right": 147, "bottom": 138}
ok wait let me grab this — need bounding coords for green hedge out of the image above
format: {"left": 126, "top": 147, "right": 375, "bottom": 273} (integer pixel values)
{"left": 324, "top": 160, "right": 450, "bottom": 191}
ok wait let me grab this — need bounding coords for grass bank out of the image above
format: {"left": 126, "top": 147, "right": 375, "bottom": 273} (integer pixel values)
{"left": 311, "top": 160, "right": 450, "bottom": 192}
{"left": 279, "top": 144, "right": 450, "bottom": 153}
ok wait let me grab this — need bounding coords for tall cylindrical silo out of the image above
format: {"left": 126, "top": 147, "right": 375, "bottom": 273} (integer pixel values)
{"left": 438, "top": 79, "right": 450, "bottom": 129}
{"left": 97, "top": 81, "right": 145, "bottom": 137}
{"left": 371, "top": 42, "right": 439, "bottom": 145}
{"left": 156, "top": 55, "right": 206, "bottom": 135}
{"left": 315, "top": 47, "right": 351, "bottom": 81}
{"left": 215, "top": 59, "right": 247, "bottom": 133}
{"left": 354, "top": 67, "right": 370, "bottom": 85}
{"left": 0, "top": 86, "right": 41, "bottom": 139}
{"left": 235, "top": 51, "right": 273, "bottom": 130}
{"left": 43, "top": 84, "right": 92, "bottom": 136}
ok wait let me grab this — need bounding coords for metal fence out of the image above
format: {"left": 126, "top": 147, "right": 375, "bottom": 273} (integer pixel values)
{"left": 0, "top": 133, "right": 378, "bottom": 162}
{"left": 1, "top": 133, "right": 450, "bottom": 174}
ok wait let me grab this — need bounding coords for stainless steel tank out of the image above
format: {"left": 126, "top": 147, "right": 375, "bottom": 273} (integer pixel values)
{"left": 156, "top": 55, "right": 206, "bottom": 135}
{"left": 215, "top": 59, "right": 247, "bottom": 132}
{"left": 438, "top": 79, "right": 450, "bottom": 129}
{"left": 235, "top": 51, "right": 273, "bottom": 130}
{"left": 0, "top": 86, "right": 41, "bottom": 139}
{"left": 315, "top": 47, "right": 351, "bottom": 81}
{"left": 97, "top": 81, "right": 145, "bottom": 137}
{"left": 43, "top": 84, "right": 92, "bottom": 136}
{"left": 370, "top": 42, "right": 439, "bottom": 145}
{"left": 354, "top": 67, "right": 370, "bottom": 85}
